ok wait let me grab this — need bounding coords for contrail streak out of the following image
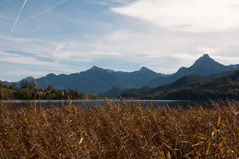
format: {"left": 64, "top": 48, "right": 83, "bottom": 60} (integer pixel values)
{"left": 9, "top": 0, "right": 28, "bottom": 37}
{"left": 22, "top": 0, "right": 67, "bottom": 23}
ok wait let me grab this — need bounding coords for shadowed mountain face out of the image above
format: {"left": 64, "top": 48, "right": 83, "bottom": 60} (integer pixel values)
{"left": 17, "top": 54, "right": 239, "bottom": 95}
{"left": 121, "top": 71, "right": 239, "bottom": 100}
{"left": 147, "top": 54, "right": 239, "bottom": 88}
{"left": 176, "top": 54, "right": 230, "bottom": 75}
{"left": 34, "top": 66, "right": 160, "bottom": 94}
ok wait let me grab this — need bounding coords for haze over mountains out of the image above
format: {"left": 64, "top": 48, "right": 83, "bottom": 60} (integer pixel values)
{"left": 17, "top": 54, "right": 239, "bottom": 95}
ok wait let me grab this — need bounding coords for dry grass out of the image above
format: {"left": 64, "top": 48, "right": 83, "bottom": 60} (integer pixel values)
{"left": 0, "top": 101, "right": 239, "bottom": 159}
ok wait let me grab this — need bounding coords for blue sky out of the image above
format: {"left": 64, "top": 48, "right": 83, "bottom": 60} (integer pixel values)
{"left": 1, "top": 0, "right": 239, "bottom": 81}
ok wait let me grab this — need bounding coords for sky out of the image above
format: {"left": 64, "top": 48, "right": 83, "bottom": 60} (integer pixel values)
{"left": 0, "top": 0, "right": 239, "bottom": 81}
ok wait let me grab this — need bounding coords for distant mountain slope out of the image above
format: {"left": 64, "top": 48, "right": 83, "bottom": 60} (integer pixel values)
{"left": 113, "top": 67, "right": 160, "bottom": 87}
{"left": 35, "top": 66, "right": 160, "bottom": 94}
{"left": 147, "top": 54, "right": 239, "bottom": 88}
{"left": 122, "top": 71, "right": 239, "bottom": 100}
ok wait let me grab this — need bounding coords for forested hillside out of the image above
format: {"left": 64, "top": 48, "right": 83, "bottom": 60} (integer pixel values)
{"left": 122, "top": 71, "right": 239, "bottom": 100}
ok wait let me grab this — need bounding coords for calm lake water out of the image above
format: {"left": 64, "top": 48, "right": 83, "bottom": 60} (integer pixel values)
{"left": 0, "top": 99, "right": 197, "bottom": 107}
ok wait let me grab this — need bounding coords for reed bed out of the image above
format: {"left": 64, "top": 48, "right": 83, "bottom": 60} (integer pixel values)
{"left": 0, "top": 101, "right": 239, "bottom": 159}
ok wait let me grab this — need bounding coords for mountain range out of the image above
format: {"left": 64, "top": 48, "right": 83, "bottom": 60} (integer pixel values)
{"left": 16, "top": 54, "right": 239, "bottom": 95}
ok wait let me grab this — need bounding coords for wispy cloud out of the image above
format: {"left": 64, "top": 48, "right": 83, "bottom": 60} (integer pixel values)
{"left": 0, "top": 49, "right": 80, "bottom": 73}
{"left": 117, "top": 0, "right": 132, "bottom": 5}
{"left": 93, "top": 0, "right": 131, "bottom": 6}
{"left": 0, "top": 15, "right": 12, "bottom": 21}
{"left": 1, "top": 0, "right": 239, "bottom": 81}
{"left": 112, "top": 0, "right": 239, "bottom": 32}
{"left": 22, "top": 0, "right": 68, "bottom": 23}
{"left": 9, "top": 0, "right": 28, "bottom": 36}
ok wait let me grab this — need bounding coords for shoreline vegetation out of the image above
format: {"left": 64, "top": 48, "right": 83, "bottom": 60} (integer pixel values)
{"left": 1, "top": 101, "right": 238, "bottom": 158}
{"left": 0, "top": 80, "right": 97, "bottom": 100}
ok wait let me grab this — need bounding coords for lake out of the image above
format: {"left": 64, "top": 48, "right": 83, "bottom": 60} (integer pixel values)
{"left": 0, "top": 99, "right": 198, "bottom": 107}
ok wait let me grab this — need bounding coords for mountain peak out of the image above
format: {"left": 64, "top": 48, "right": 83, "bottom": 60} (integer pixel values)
{"left": 198, "top": 54, "right": 212, "bottom": 61}
{"left": 174, "top": 53, "right": 228, "bottom": 77}
{"left": 46, "top": 73, "right": 56, "bottom": 77}
{"left": 139, "top": 66, "right": 150, "bottom": 72}
{"left": 193, "top": 54, "right": 217, "bottom": 67}
{"left": 21, "top": 76, "right": 34, "bottom": 82}
{"left": 202, "top": 53, "right": 210, "bottom": 58}
{"left": 91, "top": 65, "right": 100, "bottom": 70}
{"left": 87, "top": 66, "right": 111, "bottom": 73}
{"left": 138, "top": 67, "right": 157, "bottom": 74}
{"left": 88, "top": 66, "right": 105, "bottom": 71}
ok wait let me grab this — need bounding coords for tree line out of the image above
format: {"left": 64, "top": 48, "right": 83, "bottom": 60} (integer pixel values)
{"left": 0, "top": 80, "right": 97, "bottom": 100}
